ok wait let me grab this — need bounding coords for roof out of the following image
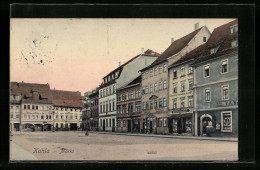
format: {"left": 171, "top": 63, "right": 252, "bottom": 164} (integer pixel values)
{"left": 169, "top": 44, "right": 207, "bottom": 68}
{"left": 51, "top": 90, "right": 82, "bottom": 108}
{"left": 100, "top": 49, "right": 159, "bottom": 88}
{"left": 194, "top": 19, "right": 238, "bottom": 64}
{"left": 117, "top": 75, "right": 141, "bottom": 91}
{"left": 140, "top": 27, "right": 203, "bottom": 72}
{"left": 10, "top": 82, "right": 53, "bottom": 104}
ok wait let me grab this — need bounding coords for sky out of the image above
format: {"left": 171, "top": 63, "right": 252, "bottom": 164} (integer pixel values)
{"left": 10, "top": 18, "right": 235, "bottom": 94}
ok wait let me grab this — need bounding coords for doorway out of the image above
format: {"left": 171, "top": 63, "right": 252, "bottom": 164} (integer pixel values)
{"left": 149, "top": 121, "right": 153, "bottom": 133}
{"left": 112, "top": 119, "right": 115, "bottom": 132}
{"left": 127, "top": 120, "right": 131, "bottom": 132}
{"left": 200, "top": 114, "right": 212, "bottom": 136}
{"left": 70, "top": 123, "right": 77, "bottom": 130}
{"left": 103, "top": 120, "right": 106, "bottom": 131}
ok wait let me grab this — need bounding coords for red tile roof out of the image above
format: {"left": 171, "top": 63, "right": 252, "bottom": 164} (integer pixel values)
{"left": 10, "top": 82, "right": 53, "bottom": 104}
{"left": 194, "top": 19, "right": 238, "bottom": 64}
{"left": 51, "top": 90, "right": 82, "bottom": 108}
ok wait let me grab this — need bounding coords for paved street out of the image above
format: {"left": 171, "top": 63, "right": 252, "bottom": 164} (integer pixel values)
{"left": 10, "top": 131, "right": 238, "bottom": 161}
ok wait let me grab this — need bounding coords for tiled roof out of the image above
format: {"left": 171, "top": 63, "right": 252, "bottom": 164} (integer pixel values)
{"left": 194, "top": 19, "right": 238, "bottom": 64}
{"left": 51, "top": 90, "right": 82, "bottom": 108}
{"left": 10, "top": 82, "right": 53, "bottom": 104}
{"left": 141, "top": 27, "right": 203, "bottom": 72}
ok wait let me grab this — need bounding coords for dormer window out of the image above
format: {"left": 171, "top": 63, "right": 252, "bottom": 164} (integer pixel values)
{"left": 210, "top": 45, "right": 220, "bottom": 54}
{"left": 230, "top": 24, "right": 238, "bottom": 34}
{"left": 231, "top": 38, "right": 238, "bottom": 47}
{"left": 112, "top": 74, "right": 114, "bottom": 79}
{"left": 108, "top": 76, "right": 110, "bottom": 81}
{"left": 104, "top": 77, "right": 107, "bottom": 83}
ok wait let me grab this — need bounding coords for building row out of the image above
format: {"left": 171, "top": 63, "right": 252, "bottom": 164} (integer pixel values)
{"left": 10, "top": 82, "right": 82, "bottom": 131}
{"left": 85, "top": 19, "right": 238, "bottom": 137}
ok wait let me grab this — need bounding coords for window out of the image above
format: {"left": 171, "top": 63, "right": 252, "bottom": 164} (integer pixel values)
{"left": 181, "top": 81, "right": 185, "bottom": 92}
{"left": 145, "top": 87, "right": 149, "bottom": 94}
{"left": 109, "top": 119, "right": 111, "bottom": 127}
{"left": 142, "top": 88, "right": 146, "bottom": 95}
{"left": 46, "top": 115, "right": 48, "bottom": 119}
{"left": 222, "top": 85, "right": 229, "bottom": 100}
{"left": 221, "top": 60, "right": 228, "bottom": 73}
{"left": 128, "top": 92, "right": 133, "bottom": 100}
{"left": 100, "top": 90, "right": 103, "bottom": 97}
{"left": 128, "top": 103, "right": 133, "bottom": 113}
{"left": 109, "top": 100, "right": 111, "bottom": 111}
{"left": 173, "top": 98, "right": 177, "bottom": 109}
{"left": 16, "top": 114, "right": 19, "bottom": 118}
{"left": 106, "top": 88, "right": 108, "bottom": 96}
{"left": 100, "top": 119, "right": 102, "bottom": 126}
{"left": 188, "top": 79, "right": 193, "bottom": 90}
{"left": 108, "top": 76, "right": 110, "bottom": 82}
{"left": 181, "top": 97, "right": 185, "bottom": 108}
{"left": 150, "top": 100, "right": 153, "bottom": 110}
{"left": 154, "top": 68, "right": 158, "bottom": 75}
{"left": 103, "top": 89, "right": 105, "bottom": 97}
{"left": 150, "top": 69, "right": 153, "bottom": 77}
{"left": 173, "top": 69, "right": 178, "bottom": 79}
{"left": 163, "top": 98, "right": 167, "bottom": 107}
{"left": 203, "top": 37, "right": 207, "bottom": 42}
{"left": 109, "top": 87, "right": 111, "bottom": 95}
{"left": 100, "top": 102, "right": 102, "bottom": 112}
{"left": 204, "top": 65, "right": 210, "bottom": 77}
{"left": 155, "top": 83, "right": 158, "bottom": 91}
{"left": 65, "top": 108, "right": 68, "bottom": 111}
{"left": 122, "top": 104, "right": 127, "bottom": 113}
{"left": 159, "top": 98, "right": 163, "bottom": 108}
{"left": 36, "top": 105, "right": 38, "bottom": 110}
{"left": 113, "top": 85, "right": 116, "bottom": 93}
{"left": 56, "top": 114, "right": 58, "bottom": 119}
{"left": 150, "top": 84, "right": 154, "bottom": 93}
{"left": 142, "top": 102, "right": 145, "bottom": 110}
{"left": 146, "top": 102, "right": 149, "bottom": 110}
{"left": 221, "top": 111, "right": 232, "bottom": 132}
{"left": 231, "top": 39, "right": 238, "bottom": 47}
{"left": 188, "top": 65, "right": 193, "bottom": 74}
{"left": 60, "top": 115, "right": 63, "bottom": 119}
{"left": 163, "top": 64, "right": 167, "bottom": 72}
{"left": 142, "top": 73, "right": 146, "bottom": 80}
{"left": 122, "top": 94, "right": 126, "bottom": 101}
{"left": 210, "top": 45, "right": 220, "bottom": 54}
{"left": 173, "top": 83, "right": 177, "bottom": 93}
{"left": 75, "top": 115, "right": 78, "bottom": 119}
{"left": 154, "top": 99, "right": 158, "bottom": 109}
{"left": 123, "top": 120, "right": 126, "bottom": 127}
{"left": 159, "top": 82, "right": 163, "bottom": 90}
{"left": 159, "top": 66, "right": 163, "bottom": 74}
{"left": 117, "top": 105, "right": 121, "bottom": 114}
{"left": 135, "top": 102, "right": 141, "bottom": 112}
{"left": 32, "top": 105, "right": 35, "bottom": 109}
{"left": 188, "top": 96, "right": 193, "bottom": 107}
{"left": 106, "top": 101, "right": 108, "bottom": 112}
{"left": 163, "top": 80, "right": 167, "bottom": 89}
{"left": 49, "top": 115, "right": 52, "bottom": 119}
{"left": 230, "top": 25, "right": 238, "bottom": 33}
{"left": 205, "top": 89, "right": 211, "bottom": 101}
{"left": 28, "top": 105, "right": 30, "bottom": 109}
{"left": 112, "top": 100, "right": 115, "bottom": 110}
{"left": 164, "top": 118, "right": 167, "bottom": 127}
{"left": 16, "top": 106, "right": 19, "bottom": 109}
{"left": 158, "top": 118, "right": 163, "bottom": 127}
{"left": 117, "top": 94, "right": 121, "bottom": 102}
{"left": 181, "top": 66, "right": 185, "bottom": 76}
{"left": 11, "top": 113, "right": 13, "bottom": 118}
{"left": 11, "top": 106, "right": 13, "bottom": 109}
{"left": 103, "top": 103, "right": 105, "bottom": 112}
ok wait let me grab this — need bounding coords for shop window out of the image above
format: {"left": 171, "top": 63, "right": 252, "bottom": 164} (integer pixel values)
{"left": 185, "top": 118, "right": 192, "bottom": 133}
{"left": 164, "top": 118, "right": 167, "bottom": 127}
{"left": 158, "top": 118, "right": 163, "bottom": 127}
{"left": 221, "top": 111, "right": 232, "bottom": 132}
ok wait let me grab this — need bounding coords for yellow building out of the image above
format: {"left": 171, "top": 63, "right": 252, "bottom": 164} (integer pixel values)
{"left": 51, "top": 90, "right": 82, "bottom": 130}
{"left": 168, "top": 45, "right": 205, "bottom": 135}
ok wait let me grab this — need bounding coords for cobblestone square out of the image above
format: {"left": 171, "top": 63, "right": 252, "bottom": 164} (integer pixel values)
{"left": 10, "top": 131, "right": 238, "bottom": 161}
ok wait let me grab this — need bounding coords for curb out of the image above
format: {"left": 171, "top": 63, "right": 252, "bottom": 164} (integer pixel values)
{"left": 89, "top": 131, "right": 238, "bottom": 142}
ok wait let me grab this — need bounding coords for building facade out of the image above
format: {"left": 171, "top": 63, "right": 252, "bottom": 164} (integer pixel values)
{"left": 98, "top": 49, "right": 159, "bottom": 132}
{"left": 89, "top": 88, "right": 99, "bottom": 131}
{"left": 10, "top": 94, "right": 21, "bottom": 131}
{"left": 116, "top": 76, "right": 142, "bottom": 133}
{"left": 11, "top": 82, "right": 54, "bottom": 131}
{"left": 140, "top": 25, "right": 211, "bottom": 134}
{"left": 193, "top": 19, "right": 238, "bottom": 137}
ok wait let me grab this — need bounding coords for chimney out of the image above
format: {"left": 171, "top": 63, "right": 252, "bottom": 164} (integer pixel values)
{"left": 171, "top": 38, "right": 174, "bottom": 43}
{"left": 141, "top": 48, "right": 144, "bottom": 55}
{"left": 119, "top": 62, "right": 121, "bottom": 67}
{"left": 194, "top": 22, "right": 199, "bottom": 31}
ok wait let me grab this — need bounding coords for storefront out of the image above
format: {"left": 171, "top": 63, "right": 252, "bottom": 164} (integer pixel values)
{"left": 168, "top": 111, "right": 193, "bottom": 135}
{"left": 117, "top": 113, "right": 141, "bottom": 133}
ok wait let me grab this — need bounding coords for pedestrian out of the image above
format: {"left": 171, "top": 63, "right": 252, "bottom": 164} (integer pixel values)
{"left": 85, "top": 127, "right": 89, "bottom": 136}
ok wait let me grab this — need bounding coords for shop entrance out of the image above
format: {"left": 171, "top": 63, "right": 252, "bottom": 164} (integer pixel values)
{"left": 70, "top": 123, "right": 77, "bottom": 130}
{"left": 14, "top": 123, "right": 20, "bottom": 131}
{"left": 200, "top": 114, "right": 212, "bottom": 136}
{"left": 103, "top": 120, "right": 106, "bottom": 131}
{"left": 127, "top": 120, "right": 131, "bottom": 132}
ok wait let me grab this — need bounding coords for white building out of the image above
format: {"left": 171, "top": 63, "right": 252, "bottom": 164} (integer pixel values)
{"left": 98, "top": 49, "right": 160, "bottom": 132}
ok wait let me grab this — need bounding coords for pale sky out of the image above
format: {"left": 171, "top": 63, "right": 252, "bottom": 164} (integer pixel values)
{"left": 10, "top": 18, "right": 235, "bottom": 94}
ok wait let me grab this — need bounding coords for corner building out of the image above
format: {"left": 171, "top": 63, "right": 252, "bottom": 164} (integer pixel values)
{"left": 99, "top": 49, "right": 159, "bottom": 132}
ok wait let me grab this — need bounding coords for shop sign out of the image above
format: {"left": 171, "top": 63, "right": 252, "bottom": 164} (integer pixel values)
{"left": 171, "top": 108, "right": 190, "bottom": 113}
{"left": 216, "top": 100, "right": 238, "bottom": 107}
